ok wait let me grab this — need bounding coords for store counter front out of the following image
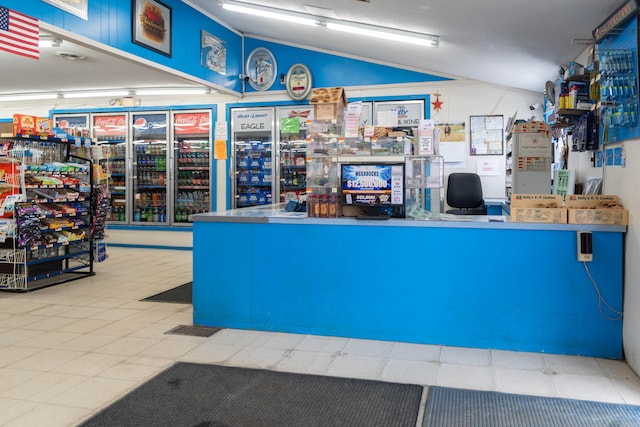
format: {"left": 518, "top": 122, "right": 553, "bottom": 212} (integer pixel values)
{"left": 192, "top": 205, "right": 625, "bottom": 359}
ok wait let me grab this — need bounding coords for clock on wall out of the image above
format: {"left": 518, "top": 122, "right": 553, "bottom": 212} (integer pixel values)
{"left": 245, "top": 47, "right": 277, "bottom": 91}
{"left": 285, "top": 63, "right": 313, "bottom": 100}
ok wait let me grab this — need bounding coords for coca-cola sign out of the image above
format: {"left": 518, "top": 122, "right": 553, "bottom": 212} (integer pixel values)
{"left": 93, "top": 115, "right": 127, "bottom": 136}
{"left": 174, "top": 112, "right": 210, "bottom": 134}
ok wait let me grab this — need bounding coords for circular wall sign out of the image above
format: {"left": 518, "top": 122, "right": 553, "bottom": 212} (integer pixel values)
{"left": 285, "top": 63, "right": 313, "bottom": 100}
{"left": 246, "top": 47, "right": 277, "bottom": 91}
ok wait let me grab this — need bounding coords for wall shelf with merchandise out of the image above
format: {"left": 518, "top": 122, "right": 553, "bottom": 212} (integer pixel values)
{"left": 0, "top": 136, "right": 108, "bottom": 292}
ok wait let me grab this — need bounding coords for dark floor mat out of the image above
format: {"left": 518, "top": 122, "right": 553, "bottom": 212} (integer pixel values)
{"left": 79, "top": 362, "right": 423, "bottom": 427}
{"left": 164, "top": 325, "right": 221, "bottom": 337}
{"left": 423, "top": 386, "right": 640, "bottom": 427}
{"left": 141, "top": 282, "right": 191, "bottom": 304}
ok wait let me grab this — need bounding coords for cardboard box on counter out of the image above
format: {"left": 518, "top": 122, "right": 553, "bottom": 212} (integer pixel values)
{"left": 566, "top": 195, "right": 628, "bottom": 225}
{"left": 510, "top": 194, "right": 566, "bottom": 223}
{"left": 310, "top": 87, "right": 347, "bottom": 121}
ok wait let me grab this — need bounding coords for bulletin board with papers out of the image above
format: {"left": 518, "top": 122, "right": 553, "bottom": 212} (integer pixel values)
{"left": 470, "top": 115, "right": 504, "bottom": 155}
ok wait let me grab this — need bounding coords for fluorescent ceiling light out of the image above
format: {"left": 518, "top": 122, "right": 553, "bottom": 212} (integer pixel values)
{"left": 63, "top": 90, "right": 130, "bottom": 99}
{"left": 222, "top": 1, "right": 318, "bottom": 26}
{"left": 326, "top": 22, "right": 439, "bottom": 47}
{"left": 221, "top": 1, "right": 439, "bottom": 47}
{"left": 136, "top": 88, "right": 208, "bottom": 96}
{"left": 0, "top": 93, "right": 59, "bottom": 102}
{"left": 39, "top": 39, "right": 61, "bottom": 48}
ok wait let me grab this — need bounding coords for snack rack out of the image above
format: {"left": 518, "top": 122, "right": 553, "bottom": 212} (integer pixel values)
{"left": 0, "top": 134, "right": 101, "bottom": 292}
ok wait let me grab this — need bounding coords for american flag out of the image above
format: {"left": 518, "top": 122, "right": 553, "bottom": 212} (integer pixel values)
{"left": 0, "top": 6, "right": 39, "bottom": 60}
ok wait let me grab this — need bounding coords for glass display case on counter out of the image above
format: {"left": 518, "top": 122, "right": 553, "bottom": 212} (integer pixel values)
{"left": 306, "top": 120, "right": 343, "bottom": 218}
{"left": 404, "top": 155, "right": 444, "bottom": 217}
{"left": 277, "top": 105, "right": 314, "bottom": 202}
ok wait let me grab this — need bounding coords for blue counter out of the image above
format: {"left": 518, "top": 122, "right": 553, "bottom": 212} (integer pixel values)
{"left": 192, "top": 206, "right": 625, "bottom": 359}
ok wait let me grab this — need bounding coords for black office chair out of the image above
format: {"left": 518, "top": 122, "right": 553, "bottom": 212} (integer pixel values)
{"left": 446, "top": 173, "right": 487, "bottom": 215}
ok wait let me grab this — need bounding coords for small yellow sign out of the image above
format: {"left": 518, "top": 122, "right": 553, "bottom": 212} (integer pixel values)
{"left": 214, "top": 140, "right": 228, "bottom": 160}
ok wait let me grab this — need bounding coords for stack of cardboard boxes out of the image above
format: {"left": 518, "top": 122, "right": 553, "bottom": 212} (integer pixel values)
{"left": 510, "top": 193, "right": 628, "bottom": 225}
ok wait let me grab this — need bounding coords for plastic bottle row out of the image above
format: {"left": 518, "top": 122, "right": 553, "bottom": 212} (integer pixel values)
{"left": 175, "top": 207, "right": 209, "bottom": 223}
{"left": 138, "top": 155, "right": 166, "bottom": 169}
{"left": 136, "top": 144, "right": 165, "bottom": 155}
{"left": 137, "top": 170, "right": 166, "bottom": 186}
{"left": 110, "top": 205, "right": 210, "bottom": 223}
{"left": 139, "top": 191, "right": 166, "bottom": 207}
{"left": 178, "top": 150, "right": 209, "bottom": 166}
{"left": 101, "top": 143, "right": 126, "bottom": 156}
{"left": 178, "top": 170, "right": 209, "bottom": 186}
{"left": 176, "top": 190, "right": 209, "bottom": 204}
{"left": 106, "top": 160, "right": 126, "bottom": 175}
{"left": 134, "top": 207, "right": 167, "bottom": 222}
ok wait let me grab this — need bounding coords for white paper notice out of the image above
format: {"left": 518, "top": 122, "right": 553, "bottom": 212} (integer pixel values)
{"left": 439, "top": 142, "right": 466, "bottom": 163}
{"left": 417, "top": 119, "right": 434, "bottom": 155}
{"left": 363, "top": 125, "right": 375, "bottom": 137}
{"left": 215, "top": 121, "right": 228, "bottom": 141}
{"left": 348, "top": 101, "right": 362, "bottom": 115}
{"left": 477, "top": 157, "right": 500, "bottom": 176}
{"left": 377, "top": 110, "right": 398, "bottom": 127}
{"left": 345, "top": 113, "right": 359, "bottom": 138}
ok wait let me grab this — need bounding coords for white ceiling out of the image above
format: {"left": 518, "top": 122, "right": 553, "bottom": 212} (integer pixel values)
{"left": 0, "top": 0, "right": 627, "bottom": 99}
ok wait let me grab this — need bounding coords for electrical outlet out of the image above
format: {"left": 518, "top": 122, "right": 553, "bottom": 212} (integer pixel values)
{"left": 577, "top": 231, "right": 593, "bottom": 262}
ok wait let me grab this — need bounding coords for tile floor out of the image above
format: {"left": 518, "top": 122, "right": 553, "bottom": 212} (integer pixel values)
{"left": 0, "top": 247, "right": 639, "bottom": 426}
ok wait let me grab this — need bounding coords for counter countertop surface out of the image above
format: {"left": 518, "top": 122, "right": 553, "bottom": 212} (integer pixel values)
{"left": 191, "top": 204, "right": 626, "bottom": 232}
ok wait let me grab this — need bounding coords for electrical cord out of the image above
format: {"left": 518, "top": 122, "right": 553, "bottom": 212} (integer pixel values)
{"left": 583, "top": 261, "right": 623, "bottom": 321}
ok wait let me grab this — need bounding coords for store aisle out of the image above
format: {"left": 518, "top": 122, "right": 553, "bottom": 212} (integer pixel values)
{"left": 0, "top": 247, "right": 639, "bottom": 426}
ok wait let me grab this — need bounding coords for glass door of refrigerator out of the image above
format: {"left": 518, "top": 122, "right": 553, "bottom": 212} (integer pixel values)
{"left": 53, "top": 114, "right": 90, "bottom": 161}
{"left": 230, "top": 107, "right": 275, "bottom": 208}
{"left": 53, "top": 114, "right": 91, "bottom": 140}
{"left": 131, "top": 112, "right": 169, "bottom": 224}
{"left": 172, "top": 110, "right": 212, "bottom": 224}
{"left": 277, "top": 106, "right": 314, "bottom": 203}
{"left": 91, "top": 113, "right": 129, "bottom": 223}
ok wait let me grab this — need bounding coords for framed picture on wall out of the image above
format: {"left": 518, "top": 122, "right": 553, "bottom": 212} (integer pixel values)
{"left": 470, "top": 115, "right": 504, "bottom": 155}
{"left": 42, "top": 0, "right": 88, "bottom": 20}
{"left": 132, "top": 0, "right": 172, "bottom": 57}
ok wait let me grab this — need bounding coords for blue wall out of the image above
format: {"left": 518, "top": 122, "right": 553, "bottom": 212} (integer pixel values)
{"left": 5, "top": 1, "right": 450, "bottom": 97}
{"left": 5, "top": 0, "right": 244, "bottom": 93}
{"left": 244, "top": 37, "right": 450, "bottom": 94}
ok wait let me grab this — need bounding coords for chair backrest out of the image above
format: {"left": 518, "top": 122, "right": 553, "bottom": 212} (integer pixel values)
{"left": 446, "top": 173, "right": 484, "bottom": 209}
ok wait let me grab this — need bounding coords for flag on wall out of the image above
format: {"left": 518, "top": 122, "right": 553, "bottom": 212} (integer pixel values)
{"left": 0, "top": 6, "right": 39, "bottom": 60}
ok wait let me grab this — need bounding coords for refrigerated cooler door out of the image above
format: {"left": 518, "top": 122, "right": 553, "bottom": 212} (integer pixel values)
{"left": 173, "top": 111, "right": 212, "bottom": 224}
{"left": 230, "top": 107, "right": 275, "bottom": 208}
{"left": 92, "top": 113, "right": 128, "bottom": 223}
{"left": 131, "top": 113, "right": 169, "bottom": 224}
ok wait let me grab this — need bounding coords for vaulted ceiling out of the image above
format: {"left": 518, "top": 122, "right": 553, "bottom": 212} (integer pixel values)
{"left": 0, "top": 0, "right": 626, "bottom": 100}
